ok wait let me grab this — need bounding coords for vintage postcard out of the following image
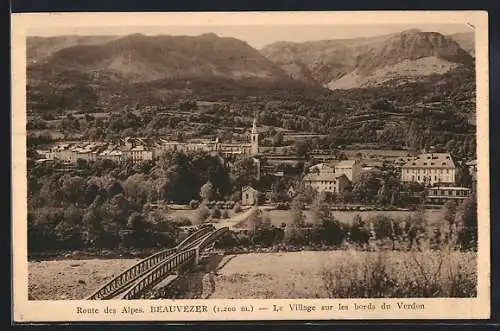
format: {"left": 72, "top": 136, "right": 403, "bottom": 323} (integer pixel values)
{"left": 12, "top": 11, "right": 489, "bottom": 322}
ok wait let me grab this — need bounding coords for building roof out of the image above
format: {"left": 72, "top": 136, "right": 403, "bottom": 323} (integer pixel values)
{"left": 303, "top": 172, "right": 349, "bottom": 182}
{"left": 402, "top": 153, "right": 455, "bottom": 169}
{"left": 309, "top": 163, "right": 334, "bottom": 172}
{"left": 242, "top": 185, "right": 257, "bottom": 192}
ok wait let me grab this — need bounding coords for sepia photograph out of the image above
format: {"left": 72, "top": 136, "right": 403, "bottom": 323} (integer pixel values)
{"left": 11, "top": 11, "right": 489, "bottom": 321}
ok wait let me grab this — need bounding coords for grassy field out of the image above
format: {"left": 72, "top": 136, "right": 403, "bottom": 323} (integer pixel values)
{"left": 265, "top": 209, "right": 445, "bottom": 227}
{"left": 202, "top": 251, "right": 476, "bottom": 299}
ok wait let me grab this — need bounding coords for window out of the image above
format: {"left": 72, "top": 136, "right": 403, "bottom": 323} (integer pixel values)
{"left": 418, "top": 176, "right": 420, "bottom": 181}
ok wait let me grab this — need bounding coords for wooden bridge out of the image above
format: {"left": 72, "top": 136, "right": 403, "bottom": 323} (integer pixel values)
{"left": 87, "top": 225, "right": 229, "bottom": 300}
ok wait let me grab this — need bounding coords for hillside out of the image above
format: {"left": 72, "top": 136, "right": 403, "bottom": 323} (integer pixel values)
{"left": 27, "top": 35, "right": 120, "bottom": 64}
{"left": 449, "top": 32, "right": 475, "bottom": 57}
{"left": 261, "top": 29, "right": 474, "bottom": 90}
{"left": 27, "top": 33, "right": 332, "bottom": 112}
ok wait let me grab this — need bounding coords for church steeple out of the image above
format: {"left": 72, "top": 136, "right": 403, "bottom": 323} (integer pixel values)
{"left": 252, "top": 116, "right": 257, "bottom": 134}
{"left": 250, "top": 113, "right": 259, "bottom": 156}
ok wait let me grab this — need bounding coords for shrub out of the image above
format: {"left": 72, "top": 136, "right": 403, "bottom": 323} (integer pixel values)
{"left": 189, "top": 200, "right": 199, "bottom": 209}
{"left": 236, "top": 232, "right": 252, "bottom": 246}
{"left": 321, "top": 251, "right": 477, "bottom": 298}
{"left": 221, "top": 210, "right": 229, "bottom": 219}
{"left": 312, "top": 217, "right": 346, "bottom": 247}
{"left": 175, "top": 217, "right": 192, "bottom": 226}
{"left": 216, "top": 201, "right": 225, "bottom": 209}
{"left": 215, "top": 231, "right": 239, "bottom": 248}
{"left": 211, "top": 207, "right": 221, "bottom": 219}
{"left": 196, "top": 203, "right": 210, "bottom": 224}
{"left": 348, "top": 215, "right": 371, "bottom": 248}
{"left": 276, "top": 202, "right": 290, "bottom": 210}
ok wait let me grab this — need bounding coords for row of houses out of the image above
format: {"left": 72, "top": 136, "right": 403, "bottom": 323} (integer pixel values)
{"left": 35, "top": 116, "right": 262, "bottom": 165}
{"left": 36, "top": 137, "right": 257, "bottom": 165}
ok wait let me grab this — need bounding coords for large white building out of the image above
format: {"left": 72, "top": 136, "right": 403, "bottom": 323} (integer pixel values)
{"left": 308, "top": 159, "right": 362, "bottom": 182}
{"left": 303, "top": 172, "right": 351, "bottom": 194}
{"left": 400, "top": 152, "right": 456, "bottom": 186}
{"left": 303, "top": 159, "right": 360, "bottom": 194}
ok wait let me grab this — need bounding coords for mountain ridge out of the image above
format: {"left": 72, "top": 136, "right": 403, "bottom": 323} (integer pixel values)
{"left": 261, "top": 29, "right": 474, "bottom": 90}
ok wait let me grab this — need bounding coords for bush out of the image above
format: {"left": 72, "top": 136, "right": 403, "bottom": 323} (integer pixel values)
{"left": 348, "top": 215, "right": 371, "bottom": 248}
{"left": 215, "top": 231, "right": 239, "bottom": 248}
{"left": 221, "top": 210, "right": 229, "bottom": 219}
{"left": 313, "top": 218, "right": 346, "bottom": 247}
{"left": 254, "top": 226, "right": 284, "bottom": 247}
{"left": 322, "top": 251, "right": 477, "bottom": 298}
{"left": 175, "top": 217, "right": 192, "bottom": 226}
{"left": 211, "top": 207, "right": 221, "bottom": 219}
{"left": 196, "top": 204, "right": 210, "bottom": 224}
{"left": 216, "top": 201, "right": 225, "bottom": 209}
{"left": 276, "top": 202, "right": 290, "bottom": 210}
{"left": 189, "top": 200, "right": 199, "bottom": 209}
{"left": 236, "top": 232, "right": 252, "bottom": 246}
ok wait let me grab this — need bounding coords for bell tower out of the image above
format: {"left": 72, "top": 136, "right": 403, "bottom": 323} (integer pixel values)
{"left": 251, "top": 114, "right": 259, "bottom": 156}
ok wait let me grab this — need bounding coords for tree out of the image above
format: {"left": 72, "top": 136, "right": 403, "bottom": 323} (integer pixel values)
{"left": 455, "top": 165, "right": 473, "bottom": 188}
{"left": 254, "top": 190, "right": 266, "bottom": 206}
{"left": 455, "top": 195, "right": 477, "bottom": 250}
{"left": 196, "top": 201, "right": 210, "bottom": 224}
{"left": 107, "top": 180, "right": 124, "bottom": 197}
{"left": 310, "top": 192, "right": 330, "bottom": 225}
{"left": 295, "top": 140, "right": 310, "bottom": 159}
{"left": 443, "top": 200, "right": 458, "bottom": 241}
{"left": 284, "top": 194, "right": 306, "bottom": 245}
{"left": 352, "top": 170, "right": 383, "bottom": 203}
{"left": 82, "top": 204, "right": 105, "bottom": 248}
{"left": 200, "top": 181, "right": 215, "bottom": 202}
{"left": 107, "top": 193, "right": 131, "bottom": 240}
{"left": 247, "top": 207, "right": 263, "bottom": 245}
{"left": 123, "top": 174, "right": 149, "bottom": 205}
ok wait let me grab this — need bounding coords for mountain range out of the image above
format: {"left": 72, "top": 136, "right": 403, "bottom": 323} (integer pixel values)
{"left": 261, "top": 29, "right": 474, "bottom": 90}
{"left": 27, "top": 29, "right": 475, "bottom": 110}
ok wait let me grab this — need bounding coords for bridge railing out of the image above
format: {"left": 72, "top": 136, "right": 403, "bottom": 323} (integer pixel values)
{"left": 177, "top": 225, "right": 215, "bottom": 250}
{"left": 119, "top": 249, "right": 197, "bottom": 300}
{"left": 87, "top": 225, "right": 215, "bottom": 300}
{"left": 118, "top": 227, "right": 229, "bottom": 300}
{"left": 198, "top": 227, "right": 229, "bottom": 251}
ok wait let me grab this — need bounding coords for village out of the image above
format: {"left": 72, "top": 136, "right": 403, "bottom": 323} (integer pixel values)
{"left": 32, "top": 115, "right": 477, "bottom": 211}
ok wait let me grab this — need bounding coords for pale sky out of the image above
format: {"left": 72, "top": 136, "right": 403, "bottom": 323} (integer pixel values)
{"left": 31, "top": 24, "right": 473, "bottom": 49}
